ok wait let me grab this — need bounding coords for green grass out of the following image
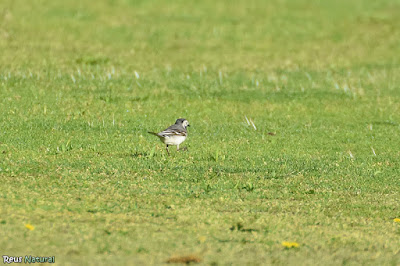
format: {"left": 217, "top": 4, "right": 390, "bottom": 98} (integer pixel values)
{"left": 1, "top": 0, "right": 400, "bottom": 264}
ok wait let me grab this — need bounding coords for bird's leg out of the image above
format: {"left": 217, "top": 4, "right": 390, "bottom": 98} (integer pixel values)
{"left": 177, "top": 145, "right": 187, "bottom": 152}
{"left": 166, "top": 145, "right": 170, "bottom": 155}
{"left": 177, "top": 144, "right": 180, "bottom": 151}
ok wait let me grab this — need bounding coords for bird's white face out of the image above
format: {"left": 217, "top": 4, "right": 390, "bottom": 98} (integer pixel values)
{"left": 182, "top": 120, "right": 190, "bottom": 129}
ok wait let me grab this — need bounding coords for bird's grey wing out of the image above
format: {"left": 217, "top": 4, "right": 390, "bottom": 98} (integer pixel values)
{"left": 158, "top": 124, "right": 187, "bottom": 137}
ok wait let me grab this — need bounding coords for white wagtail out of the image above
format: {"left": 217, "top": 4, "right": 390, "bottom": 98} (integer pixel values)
{"left": 148, "top": 118, "right": 190, "bottom": 155}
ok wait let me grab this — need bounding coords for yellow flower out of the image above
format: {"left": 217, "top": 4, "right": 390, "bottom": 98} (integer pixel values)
{"left": 282, "top": 241, "right": 299, "bottom": 248}
{"left": 25, "top": 224, "right": 35, "bottom": 231}
{"left": 394, "top": 218, "right": 400, "bottom": 223}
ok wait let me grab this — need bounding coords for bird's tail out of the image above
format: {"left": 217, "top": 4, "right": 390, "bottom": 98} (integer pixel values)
{"left": 147, "top": 132, "right": 159, "bottom": 136}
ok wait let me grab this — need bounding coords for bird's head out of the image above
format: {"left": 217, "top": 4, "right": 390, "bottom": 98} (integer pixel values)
{"left": 176, "top": 118, "right": 190, "bottom": 129}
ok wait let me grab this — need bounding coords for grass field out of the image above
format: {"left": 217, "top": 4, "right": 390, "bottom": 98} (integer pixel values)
{"left": 1, "top": 0, "right": 400, "bottom": 265}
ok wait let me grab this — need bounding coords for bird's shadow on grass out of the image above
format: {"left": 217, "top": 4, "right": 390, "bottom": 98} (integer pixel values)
{"left": 128, "top": 150, "right": 168, "bottom": 158}
{"left": 109, "top": 151, "right": 152, "bottom": 158}
{"left": 130, "top": 151, "right": 150, "bottom": 158}
{"left": 128, "top": 147, "right": 189, "bottom": 158}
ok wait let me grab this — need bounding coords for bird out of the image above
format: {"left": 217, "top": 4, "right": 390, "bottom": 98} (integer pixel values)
{"left": 148, "top": 118, "right": 190, "bottom": 155}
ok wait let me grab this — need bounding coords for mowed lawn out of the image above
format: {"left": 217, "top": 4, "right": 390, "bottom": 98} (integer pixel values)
{"left": 1, "top": 0, "right": 400, "bottom": 264}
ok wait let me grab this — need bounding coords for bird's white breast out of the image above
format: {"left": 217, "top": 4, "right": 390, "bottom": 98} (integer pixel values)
{"left": 162, "top": 135, "right": 186, "bottom": 146}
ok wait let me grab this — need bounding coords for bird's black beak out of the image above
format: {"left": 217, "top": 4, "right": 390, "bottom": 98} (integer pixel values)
{"left": 187, "top": 124, "right": 190, "bottom": 127}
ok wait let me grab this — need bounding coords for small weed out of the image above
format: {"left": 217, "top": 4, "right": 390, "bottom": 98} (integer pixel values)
{"left": 166, "top": 255, "right": 201, "bottom": 264}
{"left": 56, "top": 140, "right": 73, "bottom": 153}
{"left": 230, "top": 222, "right": 259, "bottom": 233}
{"left": 242, "top": 183, "right": 255, "bottom": 192}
